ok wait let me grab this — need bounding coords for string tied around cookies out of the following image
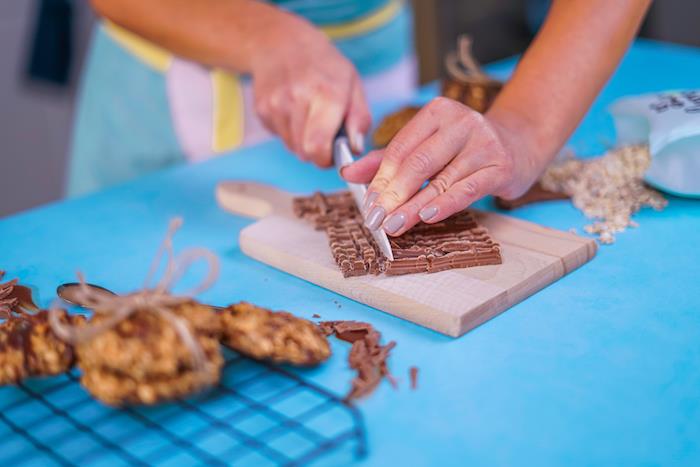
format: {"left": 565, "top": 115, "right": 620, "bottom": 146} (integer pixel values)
{"left": 49, "top": 217, "right": 220, "bottom": 374}
{"left": 445, "top": 34, "right": 488, "bottom": 83}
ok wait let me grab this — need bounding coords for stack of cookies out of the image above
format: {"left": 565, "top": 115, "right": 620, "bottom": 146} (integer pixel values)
{"left": 76, "top": 301, "right": 224, "bottom": 406}
{"left": 0, "top": 290, "right": 333, "bottom": 406}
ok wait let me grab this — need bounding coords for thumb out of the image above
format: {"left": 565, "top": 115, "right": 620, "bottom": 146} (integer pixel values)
{"left": 345, "top": 77, "right": 371, "bottom": 154}
{"left": 341, "top": 149, "right": 383, "bottom": 184}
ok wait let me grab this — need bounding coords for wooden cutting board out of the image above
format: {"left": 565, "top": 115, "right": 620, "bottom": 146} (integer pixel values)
{"left": 216, "top": 181, "right": 597, "bottom": 337}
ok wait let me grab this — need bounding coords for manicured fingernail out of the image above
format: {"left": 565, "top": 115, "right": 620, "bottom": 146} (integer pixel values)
{"left": 350, "top": 131, "right": 365, "bottom": 154}
{"left": 383, "top": 212, "right": 405, "bottom": 234}
{"left": 419, "top": 206, "right": 438, "bottom": 222}
{"left": 365, "top": 206, "right": 386, "bottom": 231}
{"left": 363, "top": 191, "right": 378, "bottom": 210}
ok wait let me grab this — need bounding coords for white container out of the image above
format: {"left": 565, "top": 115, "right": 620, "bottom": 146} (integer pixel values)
{"left": 609, "top": 90, "right": 700, "bottom": 197}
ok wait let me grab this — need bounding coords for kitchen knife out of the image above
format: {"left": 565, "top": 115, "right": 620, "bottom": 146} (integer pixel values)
{"left": 332, "top": 126, "right": 394, "bottom": 261}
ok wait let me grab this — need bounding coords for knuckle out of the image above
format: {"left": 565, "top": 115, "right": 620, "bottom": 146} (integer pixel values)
{"left": 405, "top": 150, "right": 433, "bottom": 175}
{"left": 456, "top": 107, "right": 481, "bottom": 128}
{"left": 429, "top": 165, "right": 457, "bottom": 194}
{"left": 290, "top": 83, "right": 308, "bottom": 100}
{"left": 429, "top": 175, "right": 450, "bottom": 195}
{"left": 384, "top": 139, "right": 408, "bottom": 163}
{"left": 371, "top": 176, "right": 390, "bottom": 190}
{"left": 430, "top": 96, "right": 452, "bottom": 111}
{"left": 468, "top": 109, "right": 485, "bottom": 125}
{"left": 497, "top": 162, "right": 514, "bottom": 180}
{"left": 382, "top": 189, "right": 402, "bottom": 205}
{"left": 460, "top": 179, "right": 480, "bottom": 198}
{"left": 315, "top": 81, "right": 336, "bottom": 98}
{"left": 442, "top": 191, "right": 463, "bottom": 212}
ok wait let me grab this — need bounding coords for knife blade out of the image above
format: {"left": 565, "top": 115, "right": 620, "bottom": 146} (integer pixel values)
{"left": 332, "top": 126, "right": 394, "bottom": 261}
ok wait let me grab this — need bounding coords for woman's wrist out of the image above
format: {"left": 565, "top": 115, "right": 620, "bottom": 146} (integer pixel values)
{"left": 244, "top": 8, "right": 324, "bottom": 75}
{"left": 214, "top": 1, "right": 300, "bottom": 73}
{"left": 486, "top": 104, "right": 547, "bottom": 196}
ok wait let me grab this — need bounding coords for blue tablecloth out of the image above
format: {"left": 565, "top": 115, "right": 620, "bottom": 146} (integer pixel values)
{"left": 1, "top": 40, "right": 699, "bottom": 465}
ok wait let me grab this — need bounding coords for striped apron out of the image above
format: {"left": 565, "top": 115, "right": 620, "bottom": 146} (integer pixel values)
{"left": 67, "top": 0, "right": 416, "bottom": 196}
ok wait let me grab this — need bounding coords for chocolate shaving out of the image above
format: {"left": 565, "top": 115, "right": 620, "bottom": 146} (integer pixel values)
{"left": 319, "top": 320, "right": 396, "bottom": 400}
{"left": 494, "top": 182, "right": 569, "bottom": 210}
{"left": 294, "top": 192, "right": 502, "bottom": 277}
{"left": 312, "top": 314, "right": 321, "bottom": 319}
{"left": 409, "top": 366, "right": 418, "bottom": 390}
{"left": 0, "top": 272, "right": 19, "bottom": 317}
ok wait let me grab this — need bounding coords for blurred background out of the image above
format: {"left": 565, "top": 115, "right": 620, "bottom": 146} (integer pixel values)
{"left": 1, "top": 0, "right": 699, "bottom": 218}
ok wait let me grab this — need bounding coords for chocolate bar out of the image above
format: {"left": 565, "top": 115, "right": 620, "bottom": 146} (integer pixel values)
{"left": 293, "top": 192, "right": 502, "bottom": 277}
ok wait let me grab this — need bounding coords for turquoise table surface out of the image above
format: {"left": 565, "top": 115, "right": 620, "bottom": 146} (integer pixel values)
{"left": 2, "top": 40, "right": 700, "bottom": 466}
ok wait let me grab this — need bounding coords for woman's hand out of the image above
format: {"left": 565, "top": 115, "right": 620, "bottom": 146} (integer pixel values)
{"left": 342, "top": 97, "right": 540, "bottom": 236}
{"left": 250, "top": 13, "right": 370, "bottom": 166}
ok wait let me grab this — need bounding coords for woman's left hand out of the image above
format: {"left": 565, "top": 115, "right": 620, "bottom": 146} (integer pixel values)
{"left": 341, "top": 96, "right": 541, "bottom": 236}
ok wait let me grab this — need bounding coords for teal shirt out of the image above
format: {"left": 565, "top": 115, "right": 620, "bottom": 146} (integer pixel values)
{"left": 272, "top": 0, "right": 413, "bottom": 76}
{"left": 272, "top": 0, "right": 390, "bottom": 24}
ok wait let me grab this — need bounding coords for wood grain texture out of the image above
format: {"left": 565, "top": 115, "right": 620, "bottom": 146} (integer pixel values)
{"left": 217, "top": 182, "right": 597, "bottom": 337}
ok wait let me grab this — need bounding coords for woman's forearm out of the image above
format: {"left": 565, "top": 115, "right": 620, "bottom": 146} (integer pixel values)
{"left": 90, "top": 0, "right": 297, "bottom": 73}
{"left": 488, "top": 0, "right": 652, "bottom": 168}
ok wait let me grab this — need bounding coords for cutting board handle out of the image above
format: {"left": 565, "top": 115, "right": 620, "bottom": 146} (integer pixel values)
{"left": 216, "top": 181, "right": 295, "bottom": 219}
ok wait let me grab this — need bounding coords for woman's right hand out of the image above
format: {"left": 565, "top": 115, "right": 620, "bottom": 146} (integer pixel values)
{"left": 249, "top": 13, "right": 371, "bottom": 166}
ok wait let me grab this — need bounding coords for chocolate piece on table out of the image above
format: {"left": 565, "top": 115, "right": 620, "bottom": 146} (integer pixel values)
{"left": 0, "top": 310, "right": 85, "bottom": 385}
{"left": 494, "top": 182, "right": 570, "bottom": 210}
{"left": 372, "top": 106, "right": 421, "bottom": 148}
{"left": 294, "top": 192, "right": 502, "bottom": 277}
{"left": 0, "top": 272, "right": 19, "bottom": 316}
{"left": 409, "top": 366, "right": 418, "bottom": 390}
{"left": 320, "top": 320, "right": 395, "bottom": 400}
{"left": 220, "top": 302, "right": 331, "bottom": 367}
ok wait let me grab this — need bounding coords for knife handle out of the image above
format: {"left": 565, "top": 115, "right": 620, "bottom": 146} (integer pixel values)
{"left": 332, "top": 122, "right": 354, "bottom": 170}
{"left": 335, "top": 124, "right": 348, "bottom": 141}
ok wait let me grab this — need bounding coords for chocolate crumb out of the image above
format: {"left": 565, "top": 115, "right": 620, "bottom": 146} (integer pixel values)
{"left": 319, "top": 320, "right": 396, "bottom": 400}
{"left": 312, "top": 314, "right": 321, "bottom": 319}
{"left": 0, "top": 272, "right": 20, "bottom": 317}
{"left": 409, "top": 366, "right": 418, "bottom": 390}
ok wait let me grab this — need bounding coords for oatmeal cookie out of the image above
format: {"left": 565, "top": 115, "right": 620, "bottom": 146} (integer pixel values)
{"left": 76, "top": 301, "right": 222, "bottom": 380}
{"left": 81, "top": 363, "right": 221, "bottom": 406}
{"left": 220, "top": 302, "right": 331, "bottom": 366}
{"left": 0, "top": 310, "right": 85, "bottom": 385}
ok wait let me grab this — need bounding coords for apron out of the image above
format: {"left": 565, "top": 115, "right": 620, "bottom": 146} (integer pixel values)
{"left": 67, "top": 0, "right": 416, "bottom": 196}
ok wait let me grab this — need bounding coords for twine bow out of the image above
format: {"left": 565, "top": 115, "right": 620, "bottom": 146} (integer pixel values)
{"left": 445, "top": 35, "right": 488, "bottom": 83}
{"left": 49, "top": 218, "right": 220, "bottom": 373}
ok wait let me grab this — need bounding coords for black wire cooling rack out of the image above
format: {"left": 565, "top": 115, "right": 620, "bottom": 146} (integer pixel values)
{"left": 0, "top": 349, "right": 367, "bottom": 466}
